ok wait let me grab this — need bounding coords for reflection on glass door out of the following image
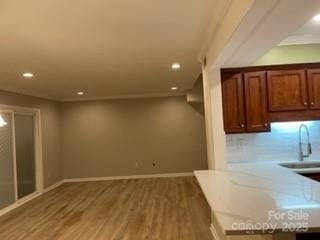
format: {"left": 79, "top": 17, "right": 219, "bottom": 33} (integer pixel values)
{"left": 0, "top": 110, "right": 37, "bottom": 211}
{"left": 0, "top": 112, "right": 15, "bottom": 209}
{"left": 14, "top": 114, "right": 36, "bottom": 199}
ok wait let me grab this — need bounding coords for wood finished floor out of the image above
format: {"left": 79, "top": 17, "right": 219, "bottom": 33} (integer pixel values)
{"left": 0, "top": 177, "right": 213, "bottom": 240}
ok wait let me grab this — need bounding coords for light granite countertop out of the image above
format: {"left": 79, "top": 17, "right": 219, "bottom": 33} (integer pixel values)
{"left": 194, "top": 162, "right": 320, "bottom": 235}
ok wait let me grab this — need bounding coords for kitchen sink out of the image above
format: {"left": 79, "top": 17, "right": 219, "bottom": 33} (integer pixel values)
{"left": 279, "top": 161, "right": 320, "bottom": 169}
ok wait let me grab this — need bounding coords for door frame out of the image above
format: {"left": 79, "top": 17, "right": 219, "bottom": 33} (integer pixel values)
{"left": 0, "top": 104, "right": 43, "bottom": 215}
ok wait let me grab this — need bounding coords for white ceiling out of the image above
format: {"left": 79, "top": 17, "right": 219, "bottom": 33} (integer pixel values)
{"left": 0, "top": 0, "right": 217, "bottom": 101}
{"left": 280, "top": 14, "right": 320, "bottom": 46}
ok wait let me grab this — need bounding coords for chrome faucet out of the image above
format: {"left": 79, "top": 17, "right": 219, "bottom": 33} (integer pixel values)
{"left": 298, "top": 124, "right": 312, "bottom": 162}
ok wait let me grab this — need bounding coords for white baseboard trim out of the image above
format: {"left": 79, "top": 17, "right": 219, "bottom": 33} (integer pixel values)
{"left": 0, "top": 179, "right": 66, "bottom": 217}
{"left": 17, "top": 192, "right": 40, "bottom": 205}
{"left": 44, "top": 180, "right": 65, "bottom": 193}
{"left": 0, "top": 173, "right": 194, "bottom": 217}
{"left": 64, "top": 172, "right": 194, "bottom": 183}
{"left": 0, "top": 192, "right": 41, "bottom": 217}
{"left": 210, "top": 224, "right": 221, "bottom": 240}
{"left": 0, "top": 204, "right": 17, "bottom": 217}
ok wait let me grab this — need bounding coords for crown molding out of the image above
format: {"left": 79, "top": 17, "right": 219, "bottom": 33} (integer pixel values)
{"left": 0, "top": 86, "right": 187, "bottom": 103}
{"left": 0, "top": 87, "right": 59, "bottom": 102}
{"left": 62, "top": 92, "right": 186, "bottom": 102}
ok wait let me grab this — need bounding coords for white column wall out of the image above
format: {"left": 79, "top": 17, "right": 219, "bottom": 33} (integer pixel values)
{"left": 202, "top": 65, "right": 226, "bottom": 170}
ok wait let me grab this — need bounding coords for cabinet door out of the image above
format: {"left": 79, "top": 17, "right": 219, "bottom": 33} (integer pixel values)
{"left": 301, "top": 173, "right": 320, "bottom": 182}
{"left": 221, "top": 73, "right": 245, "bottom": 133}
{"left": 267, "top": 70, "right": 308, "bottom": 112}
{"left": 307, "top": 69, "right": 320, "bottom": 110}
{"left": 244, "top": 72, "right": 269, "bottom": 132}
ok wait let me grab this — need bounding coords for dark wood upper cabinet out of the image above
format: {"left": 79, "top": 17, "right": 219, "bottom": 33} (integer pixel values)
{"left": 307, "top": 69, "right": 320, "bottom": 110}
{"left": 221, "top": 63, "right": 320, "bottom": 133}
{"left": 221, "top": 73, "right": 245, "bottom": 133}
{"left": 244, "top": 72, "right": 269, "bottom": 132}
{"left": 267, "top": 70, "right": 308, "bottom": 112}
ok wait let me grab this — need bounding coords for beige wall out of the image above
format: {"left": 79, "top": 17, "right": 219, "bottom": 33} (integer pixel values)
{"left": 0, "top": 90, "right": 62, "bottom": 188}
{"left": 187, "top": 75, "right": 204, "bottom": 103}
{"left": 0, "top": 90, "right": 207, "bottom": 185}
{"left": 61, "top": 96, "right": 207, "bottom": 178}
{"left": 255, "top": 44, "right": 320, "bottom": 65}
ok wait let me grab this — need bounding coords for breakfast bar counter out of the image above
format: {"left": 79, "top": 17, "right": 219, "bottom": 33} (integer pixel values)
{"left": 195, "top": 162, "right": 320, "bottom": 238}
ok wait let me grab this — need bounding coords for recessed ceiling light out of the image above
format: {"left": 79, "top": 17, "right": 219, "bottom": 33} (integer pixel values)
{"left": 23, "top": 73, "right": 33, "bottom": 78}
{"left": 77, "top": 91, "right": 84, "bottom": 95}
{"left": 171, "top": 63, "right": 181, "bottom": 70}
{"left": 313, "top": 14, "right": 320, "bottom": 22}
{"left": 171, "top": 87, "right": 178, "bottom": 90}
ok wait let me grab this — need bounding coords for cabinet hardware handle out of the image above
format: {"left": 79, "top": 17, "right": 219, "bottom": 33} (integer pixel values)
{"left": 311, "top": 102, "right": 315, "bottom": 105}
{"left": 241, "top": 124, "right": 244, "bottom": 128}
{"left": 304, "top": 102, "right": 307, "bottom": 106}
{"left": 264, "top": 123, "right": 268, "bottom": 127}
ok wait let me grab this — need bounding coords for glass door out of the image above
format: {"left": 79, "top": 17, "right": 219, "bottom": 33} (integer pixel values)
{"left": 0, "top": 112, "right": 16, "bottom": 209}
{"left": 0, "top": 111, "right": 37, "bottom": 211}
{"left": 14, "top": 114, "right": 36, "bottom": 199}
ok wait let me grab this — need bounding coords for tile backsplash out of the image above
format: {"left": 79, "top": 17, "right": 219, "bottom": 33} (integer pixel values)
{"left": 226, "top": 121, "right": 320, "bottom": 163}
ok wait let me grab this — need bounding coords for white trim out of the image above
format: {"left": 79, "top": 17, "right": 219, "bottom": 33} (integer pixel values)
{"left": 0, "top": 82, "right": 189, "bottom": 102}
{"left": 0, "top": 179, "right": 63, "bottom": 217}
{"left": 34, "top": 110, "right": 44, "bottom": 194}
{"left": 0, "top": 104, "right": 41, "bottom": 113}
{"left": 16, "top": 192, "right": 40, "bottom": 205}
{"left": 0, "top": 104, "right": 44, "bottom": 208}
{"left": 0, "top": 104, "right": 44, "bottom": 195}
{"left": 0, "top": 87, "right": 59, "bottom": 101}
{"left": 0, "top": 173, "right": 194, "bottom": 217}
{"left": 64, "top": 172, "right": 194, "bottom": 183}
{"left": 0, "top": 204, "right": 17, "bottom": 217}
{"left": 0, "top": 192, "right": 41, "bottom": 217}
{"left": 0, "top": 86, "right": 187, "bottom": 102}
{"left": 62, "top": 92, "right": 185, "bottom": 102}
{"left": 11, "top": 112, "right": 18, "bottom": 202}
{"left": 210, "top": 224, "right": 221, "bottom": 240}
{"left": 44, "top": 180, "right": 64, "bottom": 193}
